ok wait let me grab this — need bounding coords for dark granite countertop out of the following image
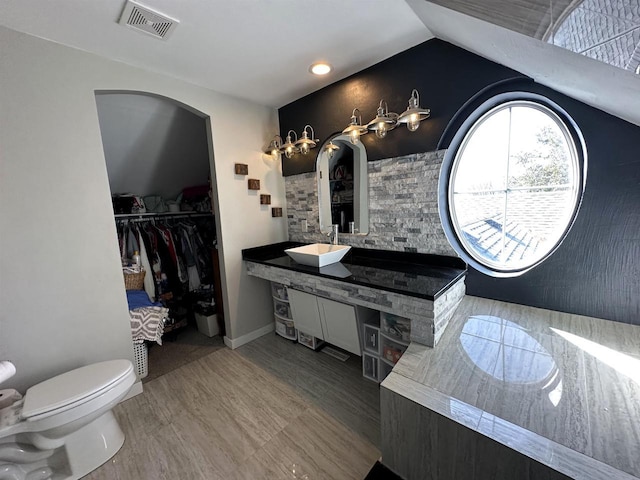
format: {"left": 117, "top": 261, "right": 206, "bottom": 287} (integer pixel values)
{"left": 242, "top": 241, "right": 466, "bottom": 301}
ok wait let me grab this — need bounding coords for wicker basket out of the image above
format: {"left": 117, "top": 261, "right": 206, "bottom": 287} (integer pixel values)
{"left": 124, "top": 270, "right": 145, "bottom": 290}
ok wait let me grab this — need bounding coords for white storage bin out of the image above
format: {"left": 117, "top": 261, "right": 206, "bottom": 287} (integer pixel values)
{"left": 381, "top": 332, "right": 409, "bottom": 365}
{"left": 380, "top": 312, "right": 411, "bottom": 342}
{"left": 273, "top": 297, "right": 291, "bottom": 319}
{"left": 298, "top": 330, "right": 324, "bottom": 350}
{"left": 275, "top": 313, "right": 296, "bottom": 340}
{"left": 195, "top": 312, "right": 219, "bottom": 337}
{"left": 271, "top": 282, "right": 289, "bottom": 301}
{"left": 133, "top": 342, "right": 148, "bottom": 379}
{"left": 363, "top": 352, "right": 380, "bottom": 383}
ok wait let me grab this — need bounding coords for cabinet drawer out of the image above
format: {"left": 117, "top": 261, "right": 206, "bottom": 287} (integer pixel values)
{"left": 363, "top": 323, "right": 381, "bottom": 355}
{"left": 363, "top": 352, "right": 380, "bottom": 383}
{"left": 298, "top": 330, "right": 324, "bottom": 350}
{"left": 271, "top": 282, "right": 289, "bottom": 301}
{"left": 273, "top": 297, "right": 291, "bottom": 319}
{"left": 275, "top": 313, "right": 296, "bottom": 340}
{"left": 381, "top": 333, "right": 408, "bottom": 365}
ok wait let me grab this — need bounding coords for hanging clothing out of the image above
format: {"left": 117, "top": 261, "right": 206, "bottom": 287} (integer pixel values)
{"left": 116, "top": 215, "right": 215, "bottom": 300}
{"left": 138, "top": 231, "right": 156, "bottom": 301}
{"left": 125, "top": 226, "right": 139, "bottom": 260}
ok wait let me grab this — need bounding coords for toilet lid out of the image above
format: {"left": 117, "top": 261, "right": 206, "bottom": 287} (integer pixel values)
{"left": 22, "top": 360, "right": 133, "bottom": 419}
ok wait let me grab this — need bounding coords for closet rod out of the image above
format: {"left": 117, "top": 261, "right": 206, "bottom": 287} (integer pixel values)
{"left": 115, "top": 212, "right": 212, "bottom": 222}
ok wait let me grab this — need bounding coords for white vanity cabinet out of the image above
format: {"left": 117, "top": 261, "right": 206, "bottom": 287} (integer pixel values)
{"left": 288, "top": 289, "right": 363, "bottom": 356}
{"left": 288, "top": 289, "right": 324, "bottom": 339}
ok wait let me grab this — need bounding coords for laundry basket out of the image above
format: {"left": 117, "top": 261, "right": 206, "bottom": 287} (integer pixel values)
{"left": 133, "top": 342, "right": 148, "bottom": 379}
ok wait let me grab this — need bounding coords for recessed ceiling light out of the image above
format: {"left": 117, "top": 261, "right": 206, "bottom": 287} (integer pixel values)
{"left": 309, "top": 62, "right": 332, "bottom": 76}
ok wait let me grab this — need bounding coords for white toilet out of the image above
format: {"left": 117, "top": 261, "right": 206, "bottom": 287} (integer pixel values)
{"left": 0, "top": 360, "right": 136, "bottom": 480}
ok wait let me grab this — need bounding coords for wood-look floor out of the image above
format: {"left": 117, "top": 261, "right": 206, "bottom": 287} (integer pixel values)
{"left": 87, "top": 333, "right": 381, "bottom": 479}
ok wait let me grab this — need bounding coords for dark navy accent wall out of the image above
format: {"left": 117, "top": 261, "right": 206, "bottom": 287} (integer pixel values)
{"left": 279, "top": 39, "right": 524, "bottom": 176}
{"left": 278, "top": 39, "right": 640, "bottom": 326}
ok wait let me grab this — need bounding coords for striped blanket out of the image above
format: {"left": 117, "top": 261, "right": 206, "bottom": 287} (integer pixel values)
{"left": 130, "top": 306, "right": 167, "bottom": 345}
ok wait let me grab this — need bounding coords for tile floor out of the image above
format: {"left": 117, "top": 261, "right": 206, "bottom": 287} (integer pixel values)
{"left": 144, "top": 325, "right": 225, "bottom": 383}
{"left": 87, "top": 333, "right": 381, "bottom": 479}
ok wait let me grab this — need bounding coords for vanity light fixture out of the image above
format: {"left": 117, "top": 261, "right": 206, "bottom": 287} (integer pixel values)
{"left": 397, "top": 89, "right": 431, "bottom": 132}
{"left": 342, "top": 108, "right": 368, "bottom": 145}
{"left": 309, "top": 62, "right": 332, "bottom": 75}
{"left": 295, "top": 125, "right": 319, "bottom": 155}
{"left": 280, "top": 130, "right": 300, "bottom": 159}
{"left": 367, "top": 100, "right": 398, "bottom": 139}
{"left": 263, "top": 135, "right": 283, "bottom": 160}
{"left": 324, "top": 140, "right": 340, "bottom": 160}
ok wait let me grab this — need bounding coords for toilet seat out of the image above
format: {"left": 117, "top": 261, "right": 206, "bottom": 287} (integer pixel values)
{"left": 22, "top": 360, "right": 134, "bottom": 421}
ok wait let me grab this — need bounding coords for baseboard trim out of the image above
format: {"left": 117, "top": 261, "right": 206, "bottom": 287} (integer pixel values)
{"left": 122, "top": 380, "right": 143, "bottom": 402}
{"left": 224, "top": 322, "right": 274, "bottom": 349}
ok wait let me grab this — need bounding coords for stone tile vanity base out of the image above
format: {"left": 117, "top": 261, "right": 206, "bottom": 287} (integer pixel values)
{"left": 246, "top": 261, "right": 466, "bottom": 347}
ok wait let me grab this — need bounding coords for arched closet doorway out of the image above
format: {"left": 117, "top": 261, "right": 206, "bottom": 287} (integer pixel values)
{"left": 95, "top": 91, "right": 225, "bottom": 381}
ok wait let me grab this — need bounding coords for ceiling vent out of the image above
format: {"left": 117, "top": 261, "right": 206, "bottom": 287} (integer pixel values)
{"left": 118, "top": 1, "right": 179, "bottom": 40}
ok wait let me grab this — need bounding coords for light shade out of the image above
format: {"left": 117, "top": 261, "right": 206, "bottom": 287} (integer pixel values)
{"left": 342, "top": 108, "right": 368, "bottom": 145}
{"left": 324, "top": 140, "right": 340, "bottom": 160}
{"left": 367, "top": 100, "right": 398, "bottom": 139}
{"left": 263, "top": 135, "right": 282, "bottom": 159}
{"left": 309, "top": 62, "right": 332, "bottom": 75}
{"left": 295, "top": 125, "right": 318, "bottom": 155}
{"left": 397, "top": 89, "right": 431, "bottom": 132}
{"left": 280, "top": 130, "right": 299, "bottom": 159}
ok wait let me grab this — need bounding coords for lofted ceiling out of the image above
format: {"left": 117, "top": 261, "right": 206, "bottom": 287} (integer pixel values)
{"left": 0, "top": 0, "right": 639, "bottom": 127}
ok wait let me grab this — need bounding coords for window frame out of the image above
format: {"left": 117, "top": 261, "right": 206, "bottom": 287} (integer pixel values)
{"left": 439, "top": 92, "right": 587, "bottom": 278}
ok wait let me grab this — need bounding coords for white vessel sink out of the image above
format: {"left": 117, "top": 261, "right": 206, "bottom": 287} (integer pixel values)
{"left": 284, "top": 243, "right": 351, "bottom": 267}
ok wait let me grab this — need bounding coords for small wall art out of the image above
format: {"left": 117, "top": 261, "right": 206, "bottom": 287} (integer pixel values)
{"left": 235, "top": 163, "right": 249, "bottom": 175}
{"left": 248, "top": 179, "right": 260, "bottom": 190}
{"left": 272, "top": 207, "right": 283, "bottom": 217}
{"left": 260, "top": 194, "right": 271, "bottom": 205}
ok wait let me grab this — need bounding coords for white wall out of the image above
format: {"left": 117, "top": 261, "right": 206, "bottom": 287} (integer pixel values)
{"left": 95, "top": 93, "right": 211, "bottom": 200}
{"left": 0, "top": 26, "right": 287, "bottom": 392}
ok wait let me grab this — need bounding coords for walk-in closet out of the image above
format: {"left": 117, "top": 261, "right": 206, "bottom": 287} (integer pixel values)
{"left": 96, "top": 92, "right": 225, "bottom": 382}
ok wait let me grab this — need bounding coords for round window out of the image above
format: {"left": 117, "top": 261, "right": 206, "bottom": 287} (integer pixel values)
{"left": 441, "top": 94, "right": 586, "bottom": 277}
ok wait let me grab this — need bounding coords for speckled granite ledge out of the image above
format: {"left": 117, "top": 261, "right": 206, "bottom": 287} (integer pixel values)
{"left": 243, "top": 242, "right": 466, "bottom": 301}
{"left": 381, "top": 295, "right": 640, "bottom": 479}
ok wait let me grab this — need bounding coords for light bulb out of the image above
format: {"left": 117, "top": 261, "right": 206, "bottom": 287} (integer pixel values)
{"left": 285, "top": 147, "right": 294, "bottom": 159}
{"left": 301, "top": 143, "right": 310, "bottom": 155}
{"left": 349, "top": 130, "right": 360, "bottom": 145}
{"left": 406, "top": 113, "right": 420, "bottom": 132}
{"left": 271, "top": 148, "right": 279, "bottom": 157}
{"left": 375, "top": 122, "right": 388, "bottom": 139}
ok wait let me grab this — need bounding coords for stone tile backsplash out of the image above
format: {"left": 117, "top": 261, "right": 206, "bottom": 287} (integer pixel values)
{"left": 286, "top": 150, "right": 457, "bottom": 257}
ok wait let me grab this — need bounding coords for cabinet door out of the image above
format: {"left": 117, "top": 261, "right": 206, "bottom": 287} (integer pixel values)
{"left": 317, "top": 297, "right": 361, "bottom": 356}
{"left": 288, "top": 289, "right": 324, "bottom": 340}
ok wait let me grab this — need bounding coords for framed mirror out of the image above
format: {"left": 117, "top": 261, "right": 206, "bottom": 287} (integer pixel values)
{"left": 317, "top": 134, "right": 369, "bottom": 235}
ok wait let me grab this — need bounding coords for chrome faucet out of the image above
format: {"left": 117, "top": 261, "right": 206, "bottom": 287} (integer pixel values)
{"left": 328, "top": 224, "right": 339, "bottom": 245}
